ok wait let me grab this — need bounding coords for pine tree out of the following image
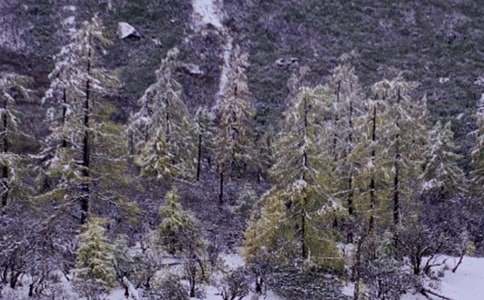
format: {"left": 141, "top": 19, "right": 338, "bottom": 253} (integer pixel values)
{"left": 374, "top": 75, "right": 427, "bottom": 227}
{"left": 158, "top": 188, "right": 203, "bottom": 255}
{"left": 0, "top": 72, "right": 33, "bottom": 207}
{"left": 129, "top": 48, "right": 196, "bottom": 181}
{"left": 471, "top": 94, "right": 484, "bottom": 194}
{"left": 75, "top": 217, "right": 116, "bottom": 290}
{"left": 358, "top": 95, "right": 391, "bottom": 233}
{"left": 158, "top": 188, "right": 206, "bottom": 297}
{"left": 38, "top": 16, "right": 127, "bottom": 225}
{"left": 327, "top": 59, "right": 366, "bottom": 240}
{"left": 245, "top": 86, "right": 341, "bottom": 266}
{"left": 422, "top": 121, "right": 467, "bottom": 198}
{"left": 214, "top": 46, "right": 255, "bottom": 204}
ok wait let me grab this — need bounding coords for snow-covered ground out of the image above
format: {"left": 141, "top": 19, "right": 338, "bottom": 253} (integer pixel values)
{"left": 403, "top": 256, "right": 484, "bottom": 300}
{"left": 4, "top": 255, "right": 482, "bottom": 299}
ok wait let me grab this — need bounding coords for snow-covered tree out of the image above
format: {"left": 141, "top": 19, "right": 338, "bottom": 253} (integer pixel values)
{"left": 374, "top": 75, "right": 428, "bottom": 227}
{"left": 471, "top": 94, "right": 484, "bottom": 194}
{"left": 75, "top": 217, "right": 116, "bottom": 293}
{"left": 245, "top": 86, "right": 341, "bottom": 266}
{"left": 157, "top": 188, "right": 207, "bottom": 297}
{"left": 327, "top": 59, "right": 367, "bottom": 241}
{"left": 129, "top": 48, "right": 196, "bottom": 181}
{"left": 0, "top": 72, "right": 33, "bottom": 207}
{"left": 158, "top": 188, "right": 202, "bottom": 255}
{"left": 38, "top": 16, "right": 128, "bottom": 225}
{"left": 422, "top": 121, "right": 467, "bottom": 198}
{"left": 214, "top": 46, "right": 255, "bottom": 203}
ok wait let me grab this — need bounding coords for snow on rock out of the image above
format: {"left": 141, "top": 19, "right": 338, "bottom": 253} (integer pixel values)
{"left": 117, "top": 22, "right": 141, "bottom": 39}
{"left": 403, "top": 256, "right": 484, "bottom": 300}
{"left": 215, "top": 34, "right": 233, "bottom": 105}
{"left": 191, "top": 0, "right": 224, "bottom": 31}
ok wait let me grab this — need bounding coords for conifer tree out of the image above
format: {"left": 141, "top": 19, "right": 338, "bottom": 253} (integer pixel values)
{"left": 327, "top": 59, "right": 366, "bottom": 240}
{"left": 358, "top": 95, "right": 390, "bottom": 232}
{"left": 374, "top": 75, "right": 427, "bottom": 227}
{"left": 75, "top": 217, "right": 116, "bottom": 291}
{"left": 245, "top": 86, "right": 341, "bottom": 265}
{"left": 423, "top": 121, "right": 467, "bottom": 198}
{"left": 129, "top": 48, "right": 196, "bottom": 181}
{"left": 0, "top": 73, "right": 33, "bottom": 207}
{"left": 158, "top": 188, "right": 203, "bottom": 256}
{"left": 214, "top": 46, "right": 255, "bottom": 204}
{"left": 471, "top": 94, "right": 484, "bottom": 194}
{"left": 39, "top": 16, "right": 127, "bottom": 225}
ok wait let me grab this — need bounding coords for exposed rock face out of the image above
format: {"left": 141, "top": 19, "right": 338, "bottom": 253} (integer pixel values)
{"left": 117, "top": 22, "right": 141, "bottom": 39}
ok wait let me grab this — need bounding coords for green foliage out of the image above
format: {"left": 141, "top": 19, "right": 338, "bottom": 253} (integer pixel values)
{"left": 75, "top": 217, "right": 116, "bottom": 289}
{"left": 130, "top": 48, "right": 196, "bottom": 181}
{"left": 422, "top": 121, "right": 467, "bottom": 197}
{"left": 158, "top": 188, "right": 202, "bottom": 256}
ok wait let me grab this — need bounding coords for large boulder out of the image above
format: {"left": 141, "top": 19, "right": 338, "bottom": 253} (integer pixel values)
{"left": 117, "top": 22, "right": 141, "bottom": 39}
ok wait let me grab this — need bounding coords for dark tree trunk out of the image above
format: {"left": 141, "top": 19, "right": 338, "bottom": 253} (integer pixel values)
{"left": 332, "top": 81, "right": 341, "bottom": 161}
{"left": 301, "top": 207, "right": 307, "bottom": 259}
{"left": 61, "top": 88, "right": 68, "bottom": 148}
{"left": 347, "top": 98, "right": 354, "bottom": 242}
{"left": 196, "top": 134, "right": 202, "bottom": 181}
{"left": 80, "top": 47, "right": 92, "bottom": 224}
{"left": 369, "top": 104, "right": 377, "bottom": 232}
{"left": 393, "top": 89, "right": 402, "bottom": 227}
{"left": 1, "top": 97, "right": 9, "bottom": 207}
{"left": 219, "top": 170, "right": 224, "bottom": 204}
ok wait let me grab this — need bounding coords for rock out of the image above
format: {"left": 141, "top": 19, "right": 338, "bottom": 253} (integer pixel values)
{"left": 180, "top": 63, "right": 205, "bottom": 76}
{"left": 439, "top": 77, "right": 450, "bottom": 84}
{"left": 117, "top": 22, "right": 141, "bottom": 39}
{"left": 275, "top": 57, "right": 298, "bottom": 67}
{"left": 475, "top": 76, "right": 484, "bottom": 87}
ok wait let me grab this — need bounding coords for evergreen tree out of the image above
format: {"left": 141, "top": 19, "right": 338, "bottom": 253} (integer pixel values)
{"left": 327, "top": 59, "right": 366, "bottom": 240}
{"left": 41, "top": 17, "right": 123, "bottom": 223}
{"left": 422, "top": 121, "right": 467, "bottom": 198}
{"left": 471, "top": 94, "right": 484, "bottom": 194}
{"left": 158, "top": 188, "right": 203, "bottom": 256}
{"left": 129, "top": 48, "right": 196, "bottom": 181}
{"left": 75, "top": 217, "right": 116, "bottom": 290}
{"left": 0, "top": 72, "right": 33, "bottom": 207}
{"left": 38, "top": 16, "right": 129, "bottom": 225}
{"left": 245, "top": 86, "right": 341, "bottom": 266}
{"left": 214, "top": 46, "right": 255, "bottom": 204}
{"left": 373, "top": 75, "right": 427, "bottom": 227}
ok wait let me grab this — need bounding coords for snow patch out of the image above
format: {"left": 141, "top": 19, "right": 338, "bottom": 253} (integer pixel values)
{"left": 192, "top": 0, "right": 224, "bottom": 30}
{"left": 403, "top": 256, "right": 484, "bottom": 300}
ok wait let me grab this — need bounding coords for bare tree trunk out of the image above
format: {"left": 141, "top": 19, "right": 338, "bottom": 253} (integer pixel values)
{"left": 368, "top": 104, "right": 377, "bottom": 232}
{"left": 61, "top": 88, "right": 68, "bottom": 148}
{"left": 1, "top": 99, "right": 8, "bottom": 207}
{"left": 196, "top": 134, "right": 202, "bottom": 181}
{"left": 219, "top": 170, "right": 224, "bottom": 205}
{"left": 80, "top": 47, "right": 92, "bottom": 224}
{"left": 301, "top": 206, "right": 307, "bottom": 259}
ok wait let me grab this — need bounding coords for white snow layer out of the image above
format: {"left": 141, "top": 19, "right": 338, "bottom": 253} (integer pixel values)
{"left": 192, "top": 0, "right": 224, "bottom": 30}
{"left": 403, "top": 256, "right": 484, "bottom": 300}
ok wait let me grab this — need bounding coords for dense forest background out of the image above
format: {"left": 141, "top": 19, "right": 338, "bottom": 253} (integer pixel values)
{"left": 1, "top": 0, "right": 484, "bottom": 299}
